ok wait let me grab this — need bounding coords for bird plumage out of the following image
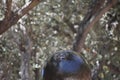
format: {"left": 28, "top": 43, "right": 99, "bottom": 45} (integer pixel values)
{"left": 42, "top": 50, "right": 91, "bottom": 80}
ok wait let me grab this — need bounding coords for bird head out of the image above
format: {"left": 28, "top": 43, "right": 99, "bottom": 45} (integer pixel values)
{"left": 42, "top": 50, "right": 91, "bottom": 80}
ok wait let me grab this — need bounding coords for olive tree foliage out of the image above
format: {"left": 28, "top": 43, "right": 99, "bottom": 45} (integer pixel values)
{"left": 0, "top": 0, "right": 89, "bottom": 80}
{"left": 84, "top": 5, "right": 120, "bottom": 80}
{"left": 0, "top": 0, "right": 120, "bottom": 80}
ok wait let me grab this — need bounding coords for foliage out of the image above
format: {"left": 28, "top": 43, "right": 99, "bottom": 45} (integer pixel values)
{"left": 0, "top": 0, "right": 120, "bottom": 80}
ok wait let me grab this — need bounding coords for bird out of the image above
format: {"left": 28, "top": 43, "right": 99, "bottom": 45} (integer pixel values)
{"left": 42, "top": 50, "right": 91, "bottom": 80}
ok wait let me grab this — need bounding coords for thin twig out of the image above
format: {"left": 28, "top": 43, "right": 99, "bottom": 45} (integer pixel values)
{"left": 5, "top": 0, "right": 12, "bottom": 18}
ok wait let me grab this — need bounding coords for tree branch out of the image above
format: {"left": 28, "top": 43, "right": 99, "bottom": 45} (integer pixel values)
{"left": 17, "top": 0, "right": 41, "bottom": 19}
{"left": 0, "top": 0, "right": 41, "bottom": 35}
{"left": 73, "top": 0, "right": 118, "bottom": 53}
{"left": 5, "top": 0, "right": 12, "bottom": 18}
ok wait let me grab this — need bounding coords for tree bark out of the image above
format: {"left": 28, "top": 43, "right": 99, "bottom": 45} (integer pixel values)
{"left": 0, "top": 0, "right": 41, "bottom": 34}
{"left": 19, "top": 33, "right": 33, "bottom": 80}
{"left": 73, "top": 0, "right": 118, "bottom": 53}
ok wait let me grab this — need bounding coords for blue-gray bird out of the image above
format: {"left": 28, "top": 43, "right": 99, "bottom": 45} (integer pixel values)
{"left": 42, "top": 50, "right": 91, "bottom": 80}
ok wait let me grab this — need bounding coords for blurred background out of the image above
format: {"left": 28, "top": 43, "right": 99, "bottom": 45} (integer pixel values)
{"left": 0, "top": 0, "right": 120, "bottom": 80}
